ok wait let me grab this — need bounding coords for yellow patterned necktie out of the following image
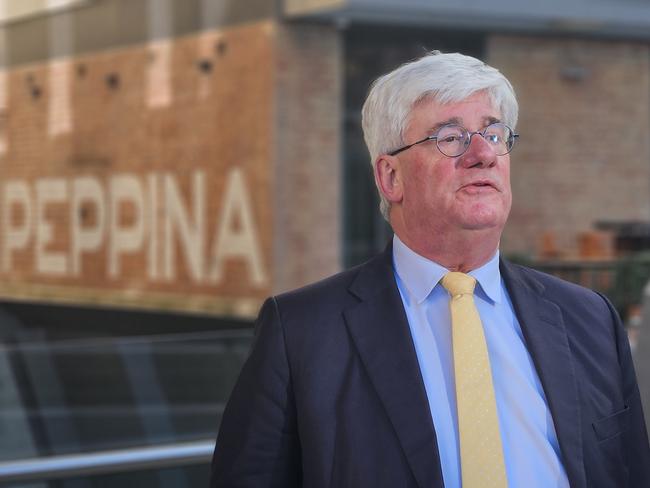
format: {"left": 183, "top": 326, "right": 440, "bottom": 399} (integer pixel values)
{"left": 441, "top": 272, "right": 508, "bottom": 488}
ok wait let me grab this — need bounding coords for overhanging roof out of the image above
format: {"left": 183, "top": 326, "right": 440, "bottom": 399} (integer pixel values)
{"left": 284, "top": 0, "right": 650, "bottom": 40}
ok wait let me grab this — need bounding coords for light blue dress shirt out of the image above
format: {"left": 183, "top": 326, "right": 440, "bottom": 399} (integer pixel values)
{"left": 392, "top": 235, "right": 569, "bottom": 488}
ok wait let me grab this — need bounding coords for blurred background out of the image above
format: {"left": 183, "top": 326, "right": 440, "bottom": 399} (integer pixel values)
{"left": 1, "top": 0, "right": 650, "bottom": 486}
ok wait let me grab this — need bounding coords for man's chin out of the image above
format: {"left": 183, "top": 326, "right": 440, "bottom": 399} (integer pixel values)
{"left": 457, "top": 204, "right": 510, "bottom": 231}
{"left": 458, "top": 213, "right": 509, "bottom": 232}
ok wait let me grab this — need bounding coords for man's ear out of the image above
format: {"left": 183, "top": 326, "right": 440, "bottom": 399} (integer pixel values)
{"left": 375, "top": 155, "right": 403, "bottom": 204}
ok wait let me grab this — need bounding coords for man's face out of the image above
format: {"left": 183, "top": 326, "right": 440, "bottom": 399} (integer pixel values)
{"left": 390, "top": 91, "right": 512, "bottom": 242}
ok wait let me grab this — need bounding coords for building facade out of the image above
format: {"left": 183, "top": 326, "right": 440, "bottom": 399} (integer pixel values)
{"left": 0, "top": 0, "right": 648, "bottom": 317}
{"left": 2, "top": 0, "right": 650, "bottom": 484}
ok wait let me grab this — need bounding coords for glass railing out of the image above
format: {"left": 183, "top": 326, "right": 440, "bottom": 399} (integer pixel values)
{"left": 0, "top": 326, "right": 253, "bottom": 487}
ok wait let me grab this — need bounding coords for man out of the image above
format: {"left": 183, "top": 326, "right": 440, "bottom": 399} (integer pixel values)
{"left": 210, "top": 52, "right": 650, "bottom": 487}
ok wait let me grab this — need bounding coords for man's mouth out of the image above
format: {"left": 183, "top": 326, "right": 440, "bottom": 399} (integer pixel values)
{"left": 462, "top": 180, "right": 498, "bottom": 190}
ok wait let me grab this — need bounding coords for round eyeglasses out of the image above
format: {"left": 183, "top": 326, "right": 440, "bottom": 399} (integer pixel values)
{"left": 387, "top": 122, "right": 519, "bottom": 158}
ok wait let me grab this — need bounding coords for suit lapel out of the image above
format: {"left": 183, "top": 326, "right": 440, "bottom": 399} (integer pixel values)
{"left": 501, "top": 260, "right": 587, "bottom": 488}
{"left": 343, "top": 247, "right": 444, "bottom": 488}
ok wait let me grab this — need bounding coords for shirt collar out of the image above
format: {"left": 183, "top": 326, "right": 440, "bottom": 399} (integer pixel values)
{"left": 392, "top": 234, "right": 502, "bottom": 305}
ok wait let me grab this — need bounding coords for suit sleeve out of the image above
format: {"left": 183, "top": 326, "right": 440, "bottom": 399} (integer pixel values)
{"left": 599, "top": 292, "right": 650, "bottom": 486}
{"left": 210, "top": 297, "right": 302, "bottom": 487}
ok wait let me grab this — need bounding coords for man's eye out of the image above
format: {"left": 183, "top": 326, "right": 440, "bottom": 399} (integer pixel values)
{"left": 441, "top": 135, "right": 461, "bottom": 143}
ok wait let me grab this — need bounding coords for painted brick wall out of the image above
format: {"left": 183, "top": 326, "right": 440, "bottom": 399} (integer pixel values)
{"left": 0, "top": 18, "right": 344, "bottom": 316}
{"left": 490, "top": 36, "right": 650, "bottom": 258}
{"left": 0, "top": 21, "right": 276, "bottom": 316}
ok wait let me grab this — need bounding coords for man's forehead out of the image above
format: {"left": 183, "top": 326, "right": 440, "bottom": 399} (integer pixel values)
{"left": 427, "top": 115, "right": 501, "bottom": 129}
{"left": 408, "top": 95, "right": 501, "bottom": 132}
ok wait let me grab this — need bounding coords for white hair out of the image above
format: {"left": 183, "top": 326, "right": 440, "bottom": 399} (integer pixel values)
{"left": 361, "top": 51, "right": 519, "bottom": 219}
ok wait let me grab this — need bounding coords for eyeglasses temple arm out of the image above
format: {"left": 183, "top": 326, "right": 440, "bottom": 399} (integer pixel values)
{"left": 387, "top": 135, "right": 437, "bottom": 156}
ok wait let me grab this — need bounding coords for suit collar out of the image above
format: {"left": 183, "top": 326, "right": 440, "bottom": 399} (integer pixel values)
{"left": 344, "top": 243, "right": 445, "bottom": 488}
{"left": 500, "top": 259, "right": 587, "bottom": 488}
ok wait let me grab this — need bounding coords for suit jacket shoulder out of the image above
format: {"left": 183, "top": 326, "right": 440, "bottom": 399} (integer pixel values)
{"left": 502, "top": 259, "right": 607, "bottom": 306}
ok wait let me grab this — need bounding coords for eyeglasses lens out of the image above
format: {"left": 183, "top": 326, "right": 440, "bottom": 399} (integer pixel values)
{"left": 483, "top": 123, "right": 513, "bottom": 156}
{"left": 436, "top": 125, "right": 467, "bottom": 157}
{"left": 436, "top": 123, "right": 514, "bottom": 157}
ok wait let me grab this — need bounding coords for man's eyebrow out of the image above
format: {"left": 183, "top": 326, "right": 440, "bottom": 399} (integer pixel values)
{"left": 426, "top": 115, "right": 502, "bottom": 133}
{"left": 427, "top": 117, "right": 462, "bottom": 133}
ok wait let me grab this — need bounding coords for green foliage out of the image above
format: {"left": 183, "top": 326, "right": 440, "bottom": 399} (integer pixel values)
{"left": 611, "top": 252, "right": 650, "bottom": 320}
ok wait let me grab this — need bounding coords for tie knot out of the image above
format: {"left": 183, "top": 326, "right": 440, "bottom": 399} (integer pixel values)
{"left": 441, "top": 272, "right": 476, "bottom": 297}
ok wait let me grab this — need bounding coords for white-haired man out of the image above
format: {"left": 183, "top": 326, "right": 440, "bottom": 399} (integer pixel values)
{"left": 210, "top": 52, "right": 650, "bottom": 488}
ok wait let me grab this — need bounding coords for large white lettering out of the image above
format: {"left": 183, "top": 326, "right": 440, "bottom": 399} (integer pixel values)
{"left": 0, "top": 169, "right": 267, "bottom": 287}
{"left": 71, "top": 177, "right": 105, "bottom": 275}
{"left": 147, "top": 173, "right": 160, "bottom": 280}
{"left": 163, "top": 171, "right": 205, "bottom": 282}
{"left": 35, "top": 178, "right": 68, "bottom": 275}
{"left": 208, "top": 168, "right": 267, "bottom": 286}
{"left": 2, "top": 181, "right": 32, "bottom": 272}
{"left": 108, "top": 175, "right": 145, "bottom": 278}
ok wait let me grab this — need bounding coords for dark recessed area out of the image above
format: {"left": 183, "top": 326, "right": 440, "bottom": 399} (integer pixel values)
{"left": 105, "top": 72, "right": 120, "bottom": 89}
{"left": 197, "top": 59, "right": 213, "bottom": 73}
{"left": 215, "top": 40, "right": 228, "bottom": 56}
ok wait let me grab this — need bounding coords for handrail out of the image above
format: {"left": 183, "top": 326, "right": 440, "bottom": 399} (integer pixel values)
{"left": 0, "top": 439, "right": 215, "bottom": 483}
{"left": 1, "top": 328, "right": 252, "bottom": 353}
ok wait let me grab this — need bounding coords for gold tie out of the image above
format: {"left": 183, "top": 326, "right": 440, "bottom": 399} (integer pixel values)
{"left": 441, "top": 272, "right": 508, "bottom": 488}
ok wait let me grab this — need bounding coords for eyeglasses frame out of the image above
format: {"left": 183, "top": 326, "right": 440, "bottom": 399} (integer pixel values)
{"left": 387, "top": 122, "right": 520, "bottom": 157}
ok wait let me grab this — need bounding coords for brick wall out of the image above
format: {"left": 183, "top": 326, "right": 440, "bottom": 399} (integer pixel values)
{"left": 490, "top": 36, "right": 650, "bottom": 258}
{"left": 0, "top": 21, "right": 276, "bottom": 316}
{"left": 273, "top": 23, "right": 342, "bottom": 293}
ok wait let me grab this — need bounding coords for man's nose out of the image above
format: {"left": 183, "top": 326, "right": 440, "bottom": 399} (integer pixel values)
{"left": 460, "top": 133, "right": 497, "bottom": 168}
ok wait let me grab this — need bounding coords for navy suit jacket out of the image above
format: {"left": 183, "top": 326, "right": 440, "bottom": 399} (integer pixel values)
{"left": 210, "top": 245, "right": 650, "bottom": 487}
